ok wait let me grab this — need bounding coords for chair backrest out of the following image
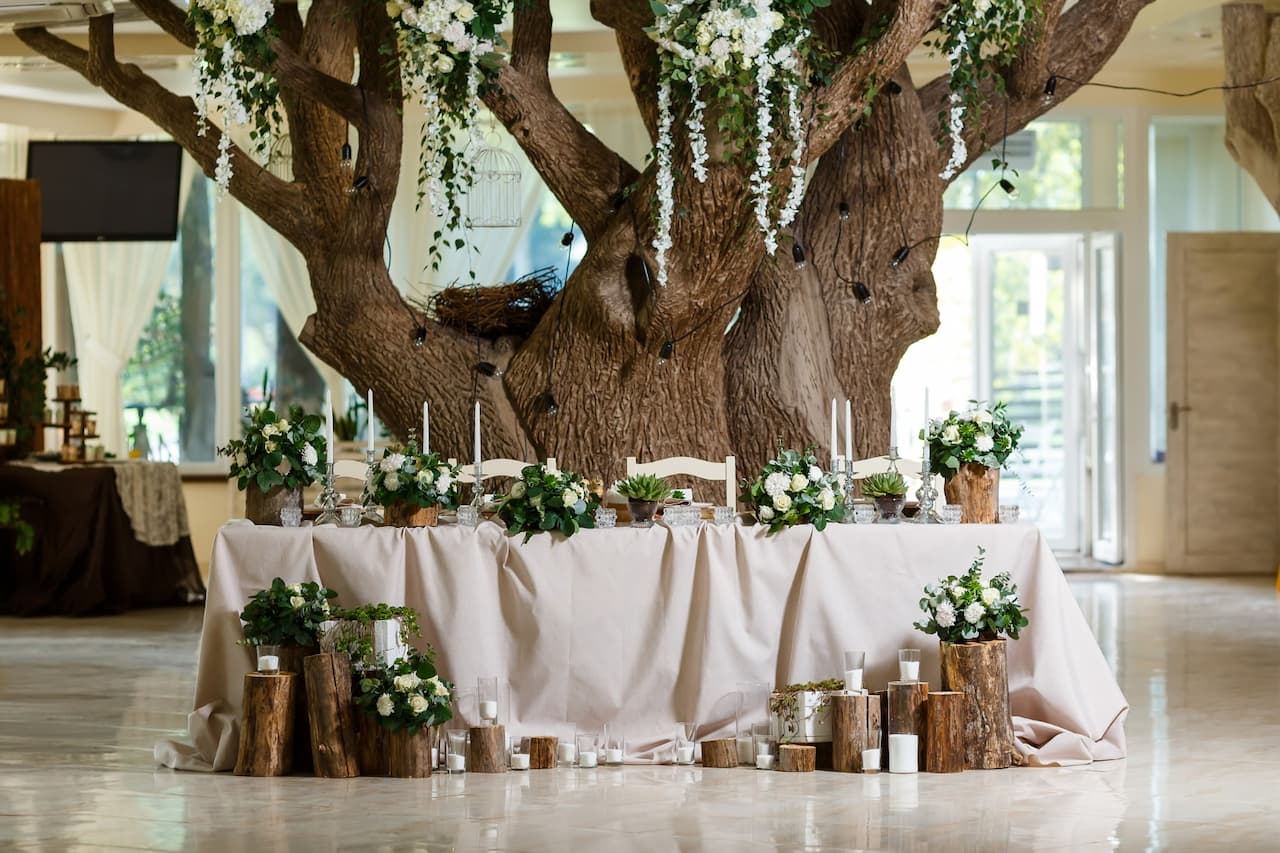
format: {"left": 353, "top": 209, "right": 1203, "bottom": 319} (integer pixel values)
{"left": 624, "top": 455, "right": 736, "bottom": 509}
{"left": 452, "top": 457, "right": 557, "bottom": 485}
{"left": 848, "top": 455, "right": 942, "bottom": 495}
{"left": 332, "top": 458, "right": 368, "bottom": 484}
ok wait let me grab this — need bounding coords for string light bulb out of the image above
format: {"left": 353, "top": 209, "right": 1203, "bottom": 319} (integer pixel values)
{"left": 1043, "top": 75, "right": 1058, "bottom": 102}
{"left": 541, "top": 391, "right": 559, "bottom": 416}
{"left": 838, "top": 201, "right": 850, "bottom": 222}
{"left": 475, "top": 361, "right": 504, "bottom": 378}
{"left": 413, "top": 326, "right": 427, "bottom": 348}
{"left": 886, "top": 80, "right": 902, "bottom": 95}
{"left": 560, "top": 230, "right": 574, "bottom": 247}
{"left": 339, "top": 142, "right": 353, "bottom": 172}
{"left": 347, "top": 174, "right": 370, "bottom": 195}
{"left": 999, "top": 178, "right": 1019, "bottom": 199}
{"left": 792, "top": 241, "right": 807, "bottom": 269}
{"left": 891, "top": 245, "right": 910, "bottom": 267}
{"left": 658, "top": 340, "right": 675, "bottom": 366}
{"left": 852, "top": 281, "right": 872, "bottom": 304}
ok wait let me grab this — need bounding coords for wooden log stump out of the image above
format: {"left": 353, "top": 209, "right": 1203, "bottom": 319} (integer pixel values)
{"left": 356, "top": 710, "right": 389, "bottom": 776}
{"left": 234, "top": 672, "right": 295, "bottom": 777}
{"left": 700, "top": 738, "right": 739, "bottom": 768}
{"left": 926, "top": 691, "right": 966, "bottom": 774}
{"left": 778, "top": 744, "right": 816, "bottom": 772}
{"left": 387, "top": 726, "right": 435, "bottom": 778}
{"left": 303, "top": 653, "right": 360, "bottom": 778}
{"left": 468, "top": 724, "right": 508, "bottom": 773}
{"left": 875, "top": 689, "right": 890, "bottom": 770}
{"left": 940, "top": 639, "right": 1017, "bottom": 769}
{"left": 521, "top": 736, "right": 557, "bottom": 769}
{"left": 888, "top": 681, "right": 929, "bottom": 767}
{"left": 277, "top": 644, "right": 314, "bottom": 773}
{"left": 832, "top": 692, "right": 880, "bottom": 773}
{"left": 943, "top": 463, "right": 1000, "bottom": 524}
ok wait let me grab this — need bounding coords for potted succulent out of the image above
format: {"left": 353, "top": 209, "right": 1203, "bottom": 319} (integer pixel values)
{"left": 615, "top": 473, "right": 673, "bottom": 527}
{"left": 860, "top": 471, "right": 908, "bottom": 524}
{"left": 922, "top": 401, "right": 1024, "bottom": 523}
{"left": 219, "top": 397, "right": 327, "bottom": 525}
{"left": 368, "top": 436, "right": 461, "bottom": 527}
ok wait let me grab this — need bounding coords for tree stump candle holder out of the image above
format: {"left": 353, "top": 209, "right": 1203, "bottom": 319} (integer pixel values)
{"left": 940, "top": 639, "right": 1017, "bottom": 769}
{"left": 874, "top": 689, "right": 890, "bottom": 770}
{"left": 521, "top": 736, "right": 558, "bottom": 769}
{"left": 387, "top": 726, "right": 435, "bottom": 778}
{"left": 943, "top": 463, "right": 1000, "bottom": 524}
{"left": 831, "top": 692, "right": 879, "bottom": 773}
{"left": 384, "top": 502, "right": 440, "bottom": 528}
{"left": 778, "top": 744, "right": 817, "bottom": 772}
{"left": 245, "top": 485, "right": 302, "bottom": 526}
{"left": 234, "top": 672, "right": 296, "bottom": 777}
{"left": 925, "top": 691, "right": 966, "bottom": 773}
{"left": 700, "top": 738, "right": 739, "bottom": 769}
{"left": 467, "top": 724, "right": 508, "bottom": 773}
{"left": 303, "top": 653, "right": 360, "bottom": 778}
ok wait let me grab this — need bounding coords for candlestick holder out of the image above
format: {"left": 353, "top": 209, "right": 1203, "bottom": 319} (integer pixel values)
{"left": 471, "top": 461, "right": 484, "bottom": 508}
{"left": 886, "top": 446, "right": 902, "bottom": 474}
{"left": 839, "top": 457, "right": 857, "bottom": 523}
{"left": 315, "top": 462, "right": 340, "bottom": 526}
{"left": 361, "top": 449, "right": 384, "bottom": 525}
{"left": 913, "top": 453, "right": 942, "bottom": 524}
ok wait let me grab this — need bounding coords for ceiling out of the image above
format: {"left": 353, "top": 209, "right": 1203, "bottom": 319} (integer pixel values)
{"left": 0, "top": 0, "right": 1240, "bottom": 121}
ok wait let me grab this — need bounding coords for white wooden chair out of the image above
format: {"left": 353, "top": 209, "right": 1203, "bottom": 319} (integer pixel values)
{"left": 451, "top": 457, "right": 557, "bottom": 484}
{"left": 624, "top": 455, "right": 736, "bottom": 509}
{"left": 332, "top": 458, "right": 369, "bottom": 484}
{"left": 847, "top": 455, "right": 942, "bottom": 494}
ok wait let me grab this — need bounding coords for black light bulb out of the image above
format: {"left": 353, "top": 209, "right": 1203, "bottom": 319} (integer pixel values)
{"left": 561, "top": 231, "right": 574, "bottom": 247}
{"left": 891, "top": 245, "right": 910, "bottom": 267}
{"left": 852, "top": 281, "right": 872, "bottom": 304}
{"left": 886, "top": 80, "right": 902, "bottom": 95}
{"left": 1043, "top": 75, "right": 1058, "bottom": 101}
{"left": 348, "top": 174, "right": 370, "bottom": 195}
{"left": 792, "top": 241, "right": 807, "bottom": 270}
{"left": 340, "top": 142, "right": 353, "bottom": 171}
{"left": 999, "top": 178, "right": 1019, "bottom": 200}
{"left": 413, "top": 327, "right": 427, "bottom": 348}
{"left": 542, "top": 391, "right": 559, "bottom": 416}
{"left": 658, "top": 340, "right": 675, "bottom": 366}
{"left": 476, "top": 361, "right": 504, "bottom": 378}
{"left": 838, "top": 202, "right": 850, "bottom": 222}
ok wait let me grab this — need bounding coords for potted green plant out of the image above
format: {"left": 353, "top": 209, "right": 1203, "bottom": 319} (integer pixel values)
{"left": 740, "top": 446, "right": 845, "bottom": 533}
{"left": 219, "top": 399, "right": 327, "bottom": 525}
{"left": 921, "top": 401, "right": 1024, "bottom": 523}
{"left": 354, "top": 650, "right": 454, "bottom": 778}
{"left": 238, "top": 578, "right": 338, "bottom": 672}
{"left": 615, "top": 473, "right": 673, "bottom": 527}
{"left": 861, "top": 471, "right": 908, "bottom": 524}
{"left": 327, "top": 603, "right": 422, "bottom": 671}
{"left": 367, "top": 437, "right": 461, "bottom": 527}
{"left": 768, "top": 679, "right": 843, "bottom": 744}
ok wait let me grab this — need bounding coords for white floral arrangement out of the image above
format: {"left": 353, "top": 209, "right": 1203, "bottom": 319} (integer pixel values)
{"left": 921, "top": 400, "right": 1023, "bottom": 478}
{"left": 497, "top": 464, "right": 601, "bottom": 541}
{"left": 355, "top": 650, "right": 455, "bottom": 732}
{"left": 914, "top": 547, "right": 1028, "bottom": 643}
{"left": 367, "top": 437, "right": 463, "bottom": 510}
{"left": 740, "top": 446, "right": 844, "bottom": 533}
{"left": 648, "top": 0, "right": 815, "bottom": 285}
{"left": 218, "top": 402, "right": 327, "bottom": 493}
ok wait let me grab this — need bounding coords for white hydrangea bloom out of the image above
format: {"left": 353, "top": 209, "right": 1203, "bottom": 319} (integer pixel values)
{"left": 935, "top": 601, "right": 957, "bottom": 628}
{"left": 975, "top": 434, "right": 994, "bottom": 452}
{"left": 807, "top": 465, "right": 823, "bottom": 482}
{"left": 381, "top": 453, "right": 407, "bottom": 473}
{"left": 981, "top": 587, "right": 1000, "bottom": 607}
{"left": 764, "top": 471, "right": 790, "bottom": 497}
{"left": 964, "top": 602, "right": 985, "bottom": 624}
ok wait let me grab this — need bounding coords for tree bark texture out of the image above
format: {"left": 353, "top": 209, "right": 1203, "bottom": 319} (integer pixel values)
{"left": 778, "top": 744, "right": 817, "bottom": 772}
{"left": 944, "top": 463, "right": 1001, "bottom": 524}
{"left": 925, "top": 691, "right": 966, "bottom": 774}
{"left": 521, "top": 735, "right": 558, "bottom": 770}
{"left": 830, "top": 692, "right": 877, "bottom": 773}
{"left": 467, "top": 724, "right": 508, "bottom": 773}
{"left": 940, "top": 640, "right": 1018, "bottom": 770}
{"left": 16, "top": 0, "right": 1153, "bottom": 480}
{"left": 387, "top": 726, "right": 435, "bottom": 779}
{"left": 302, "top": 653, "right": 360, "bottom": 778}
{"left": 1224, "top": 4, "right": 1280, "bottom": 213}
{"left": 699, "top": 738, "right": 739, "bottom": 769}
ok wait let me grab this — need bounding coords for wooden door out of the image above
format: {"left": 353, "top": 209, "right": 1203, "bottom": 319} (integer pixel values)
{"left": 1166, "top": 233, "right": 1280, "bottom": 574}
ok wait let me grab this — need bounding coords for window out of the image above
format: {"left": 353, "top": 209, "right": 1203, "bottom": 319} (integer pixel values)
{"left": 944, "top": 120, "right": 1086, "bottom": 211}
{"left": 504, "top": 187, "right": 584, "bottom": 283}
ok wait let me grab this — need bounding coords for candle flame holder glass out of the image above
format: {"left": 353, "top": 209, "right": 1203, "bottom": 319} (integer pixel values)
{"left": 999, "top": 504, "right": 1021, "bottom": 523}
{"left": 898, "top": 649, "right": 921, "bottom": 682}
{"left": 842, "top": 650, "right": 866, "bottom": 693}
{"left": 338, "top": 504, "right": 363, "bottom": 528}
{"left": 255, "top": 644, "right": 281, "bottom": 674}
{"left": 862, "top": 726, "right": 882, "bottom": 775}
{"left": 753, "top": 729, "right": 777, "bottom": 770}
{"left": 446, "top": 730, "right": 468, "bottom": 773}
{"left": 279, "top": 506, "right": 303, "bottom": 528}
{"left": 477, "top": 676, "right": 499, "bottom": 725}
{"left": 674, "top": 722, "right": 696, "bottom": 765}
{"left": 852, "top": 502, "right": 876, "bottom": 524}
{"left": 712, "top": 505, "right": 735, "bottom": 525}
{"left": 458, "top": 505, "right": 480, "bottom": 527}
{"left": 940, "top": 504, "right": 963, "bottom": 525}
{"left": 575, "top": 732, "right": 600, "bottom": 768}
{"left": 509, "top": 736, "right": 530, "bottom": 770}
{"left": 888, "top": 682, "right": 919, "bottom": 774}
{"left": 604, "top": 731, "right": 625, "bottom": 765}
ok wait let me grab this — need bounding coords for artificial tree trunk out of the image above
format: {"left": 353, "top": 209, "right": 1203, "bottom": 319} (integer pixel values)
{"left": 1223, "top": 4, "right": 1280, "bottom": 215}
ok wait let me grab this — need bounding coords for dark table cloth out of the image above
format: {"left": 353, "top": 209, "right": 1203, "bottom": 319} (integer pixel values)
{"left": 0, "top": 463, "right": 204, "bottom": 616}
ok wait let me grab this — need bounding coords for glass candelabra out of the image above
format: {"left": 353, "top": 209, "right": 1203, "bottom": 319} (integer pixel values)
{"left": 839, "top": 457, "right": 857, "bottom": 521}
{"left": 315, "top": 462, "right": 340, "bottom": 525}
{"left": 913, "top": 450, "right": 942, "bottom": 524}
{"left": 361, "top": 449, "right": 383, "bottom": 525}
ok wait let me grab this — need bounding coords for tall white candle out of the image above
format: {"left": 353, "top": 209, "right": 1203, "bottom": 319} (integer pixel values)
{"left": 888, "top": 733, "right": 917, "bottom": 773}
{"left": 844, "top": 667, "right": 863, "bottom": 692}
{"left": 479, "top": 700, "right": 498, "bottom": 721}
{"left": 845, "top": 399, "right": 853, "bottom": 460}
{"left": 830, "top": 398, "right": 838, "bottom": 468}
{"left": 367, "top": 389, "right": 375, "bottom": 454}
{"left": 922, "top": 387, "right": 929, "bottom": 456}
{"left": 473, "top": 401, "right": 482, "bottom": 479}
{"left": 889, "top": 388, "right": 898, "bottom": 451}
{"left": 423, "top": 402, "right": 430, "bottom": 454}
{"left": 325, "top": 390, "right": 334, "bottom": 464}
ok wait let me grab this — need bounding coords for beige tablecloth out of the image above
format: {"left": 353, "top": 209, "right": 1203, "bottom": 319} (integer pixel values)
{"left": 157, "top": 521, "right": 1127, "bottom": 771}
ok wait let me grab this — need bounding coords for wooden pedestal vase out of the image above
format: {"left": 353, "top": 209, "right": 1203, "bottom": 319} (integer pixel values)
{"left": 468, "top": 724, "right": 508, "bottom": 773}
{"left": 234, "top": 672, "right": 296, "bottom": 776}
{"left": 245, "top": 485, "right": 301, "bottom": 526}
{"left": 384, "top": 502, "right": 439, "bottom": 528}
{"left": 940, "top": 639, "right": 1017, "bottom": 769}
{"left": 943, "top": 463, "right": 1000, "bottom": 524}
{"left": 387, "top": 726, "right": 435, "bottom": 778}
{"left": 700, "top": 739, "right": 739, "bottom": 769}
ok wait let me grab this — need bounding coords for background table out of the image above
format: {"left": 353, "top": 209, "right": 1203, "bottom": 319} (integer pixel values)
{"left": 160, "top": 521, "right": 1126, "bottom": 771}
{"left": 0, "top": 461, "right": 204, "bottom": 615}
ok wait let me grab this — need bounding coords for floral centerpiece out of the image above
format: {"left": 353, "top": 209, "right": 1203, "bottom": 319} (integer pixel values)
{"left": 368, "top": 437, "right": 462, "bottom": 527}
{"left": 239, "top": 577, "right": 337, "bottom": 647}
{"left": 740, "top": 446, "right": 844, "bottom": 533}
{"left": 921, "top": 400, "right": 1023, "bottom": 523}
{"left": 648, "top": 0, "right": 821, "bottom": 286}
{"left": 219, "top": 402, "right": 326, "bottom": 524}
{"left": 913, "top": 547, "right": 1027, "bottom": 769}
{"left": 355, "top": 649, "right": 454, "bottom": 777}
{"left": 497, "top": 464, "right": 600, "bottom": 541}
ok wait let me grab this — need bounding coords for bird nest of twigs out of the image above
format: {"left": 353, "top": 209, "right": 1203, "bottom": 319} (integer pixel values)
{"left": 424, "top": 267, "right": 559, "bottom": 339}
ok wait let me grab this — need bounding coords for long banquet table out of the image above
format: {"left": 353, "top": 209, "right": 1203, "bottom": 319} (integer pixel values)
{"left": 158, "top": 520, "right": 1127, "bottom": 771}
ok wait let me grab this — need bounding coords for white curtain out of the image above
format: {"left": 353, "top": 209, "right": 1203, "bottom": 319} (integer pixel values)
{"left": 240, "top": 211, "right": 346, "bottom": 405}
{"left": 0, "top": 123, "right": 30, "bottom": 179}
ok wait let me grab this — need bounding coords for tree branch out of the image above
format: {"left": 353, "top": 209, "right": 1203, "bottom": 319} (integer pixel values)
{"left": 16, "top": 17, "right": 312, "bottom": 248}
{"left": 130, "top": 0, "right": 195, "bottom": 49}
{"left": 614, "top": 28, "right": 660, "bottom": 144}
{"left": 486, "top": 0, "right": 639, "bottom": 241}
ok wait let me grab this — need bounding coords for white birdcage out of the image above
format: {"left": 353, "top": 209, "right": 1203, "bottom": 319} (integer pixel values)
{"left": 466, "top": 142, "right": 522, "bottom": 228}
{"left": 265, "top": 133, "right": 292, "bottom": 180}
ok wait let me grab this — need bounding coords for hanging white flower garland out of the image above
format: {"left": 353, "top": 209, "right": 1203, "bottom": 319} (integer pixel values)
{"left": 654, "top": 79, "right": 676, "bottom": 288}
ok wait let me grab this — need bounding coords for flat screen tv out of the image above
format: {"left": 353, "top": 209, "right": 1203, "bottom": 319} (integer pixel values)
{"left": 26, "top": 141, "right": 183, "bottom": 242}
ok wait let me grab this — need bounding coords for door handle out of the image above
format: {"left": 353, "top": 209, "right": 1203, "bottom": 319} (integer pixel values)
{"left": 1169, "top": 402, "right": 1192, "bottom": 431}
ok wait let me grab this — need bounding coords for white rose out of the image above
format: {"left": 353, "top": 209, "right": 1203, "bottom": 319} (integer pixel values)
{"left": 942, "top": 425, "right": 961, "bottom": 444}
{"left": 289, "top": 595, "right": 304, "bottom": 609}
{"left": 772, "top": 493, "right": 792, "bottom": 512}
{"left": 434, "top": 54, "right": 455, "bottom": 74}
{"left": 819, "top": 489, "right": 835, "bottom": 511}
{"left": 380, "top": 452, "right": 406, "bottom": 473}
{"left": 376, "top": 693, "right": 394, "bottom": 716}
{"left": 393, "top": 673, "right": 421, "bottom": 692}
{"left": 510, "top": 481, "right": 527, "bottom": 499}
{"left": 235, "top": 451, "right": 248, "bottom": 467}
{"left": 561, "top": 489, "right": 577, "bottom": 506}
{"left": 262, "top": 423, "right": 279, "bottom": 438}
{"left": 950, "top": 583, "right": 964, "bottom": 601}
{"left": 807, "top": 465, "right": 823, "bottom": 482}
{"left": 442, "top": 20, "right": 468, "bottom": 50}
{"left": 264, "top": 441, "right": 277, "bottom": 453}
{"left": 416, "top": 469, "right": 435, "bottom": 486}
{"left": 289, "top": 583, "right": 302, "bottom": 593}
{"left": 384, "top": 472, "right": 401, "bottom": 492}
{"left": 454, "top": 2, "right": 475, "bottom": 22}
{"left": 436, "top": 474, "right": 453, "bottom": 494}
{"left": 789, "top": 473, "right": 808, "bottom": 492}
{"left": 981, "top": 587, "right": 1000, "bottom": 607}
{"left": 973, "top": 409, "right": 994, "bottom": 425}
{"left": 427, "top": 676, "right": 449, "bottom": 697}
{"left": 276, "top": 419, "right": 289, "bottom": 433}
{"left": 408, "top": 693, "right": 429, "bottom": 714}
{"left": 758, "top": 505, "right": 775, "bottom": 521}
{"left": 301, "top": 444, "right": 318, "bottom": 466}
{"left": 975, "top": 434, "right": 994, "bottom": 452}
{"left": 964, "top": 602, "right": 986, "bottom": 624}
{"left": 401, "top": 6, "right": 419, "bottom": 26}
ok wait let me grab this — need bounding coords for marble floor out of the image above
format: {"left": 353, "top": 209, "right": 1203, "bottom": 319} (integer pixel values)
{"left": 1, "top": 574, "right": 1278, "bottom": 852}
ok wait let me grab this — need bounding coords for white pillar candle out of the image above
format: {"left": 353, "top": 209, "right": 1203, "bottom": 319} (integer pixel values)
{"left": 888, "top": 734, "right": 918, "bottom": 773}
{"left": 606, "top": 747, "right": 623, "bottom": 764}
{"left": 755, "top": 754, "right": 775, "bottom": 770}
{"left": 889, "top": 387, "right": 898, "bottom": 451}
{"left": 510, "top": 753, "right": 530, "bottom": 770}
{"left": 830, "top": 398, "right": 838, "bottom": 469}
{"left": 367, "top": 389, "right": 375, "bottom": 454}
{"left": 844, "top": 668, "right": 863, "bottom": 692}
{"left": 675, "top": 746, "right": 694, "bottom": 764}
{"left": 447, "top": 753, "right": 466, "bottom": 773}
{"left": 257, "top": 654, "right": 279, "bottom": 673}
{"left": 479, "top": 700, "right": 498, "bottom": 721}
{"left": 737, "top": 736, "right": 755, "bottom": 765}
{"left": 473, "top": 400, "right": 481, "bottom": 474}
{"left": 861, "top": 748, "right": 881, "bottom": 773}
{"left": 756, "top": 741, "right": 769, "bottom": 756}
{"left": 431, "top": 747, "right": 438, "bottom": 769}
{"left": 899, "top": 660, "right": 920, "bottom": 681}
{"left": 845, "top": 398, "right": 853, "bottom": 460}
{"left": 578, "top": 750, "right": 598, "bottom": 768}
{"left": 324, "top": 389, "right": 334, "bottom": 464}
{"left": 557, "top": 742, "right": 576, "bottom": 765}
